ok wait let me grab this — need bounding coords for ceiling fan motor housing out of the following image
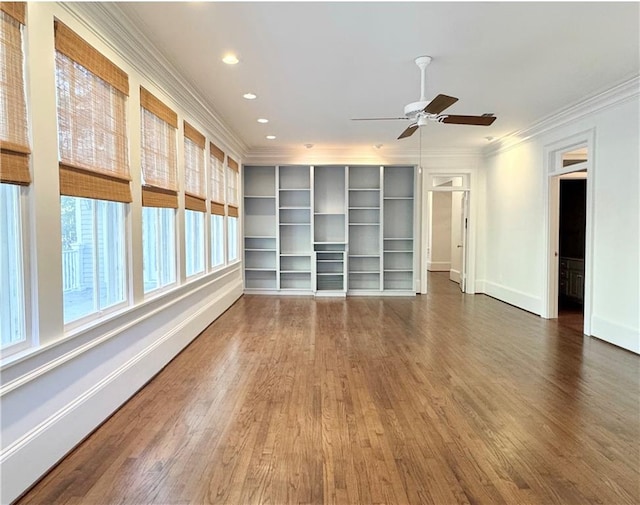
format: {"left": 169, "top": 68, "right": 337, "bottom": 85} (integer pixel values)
{"left": 404, "top": 100, "right": 430, "bottom": 119}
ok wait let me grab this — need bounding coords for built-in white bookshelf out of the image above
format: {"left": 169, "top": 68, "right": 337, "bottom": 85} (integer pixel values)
{"left": 348, "top": 166, "right": 382, "bottom": 292}
{"left": 314, "top": 166, "right": 347, "bottom": 295}
{"left": 244, "top": 166, "right": 277, "bottom": 290}
{"left": 383, "top": 166, "right": 414, "bottom": 291}
{"left": 243, "top": 164, "right": 415, "bottom": 296}
{"left": 279, "top": 166, "right": 312, "bottom": 291}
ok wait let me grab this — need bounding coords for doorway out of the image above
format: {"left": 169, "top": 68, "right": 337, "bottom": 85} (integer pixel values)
{"left": 545, "top": 136, "right": 593, "bottom": 335}
{"left": 425, "top": 176, "right": 469, "bottom": 292}
{"left": 557, "top": 170, "right": 587, "bottom": 333}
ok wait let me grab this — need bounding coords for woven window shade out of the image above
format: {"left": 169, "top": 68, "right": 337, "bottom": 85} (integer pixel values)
{"left": 55, "top": 24, "right": 131, "bottom": 202}
{"left": 184, "top": 122, "right": 206, "bottom": 211}
{"left": 0, "top": 7, "right": 30, "bottom": 185}
{"left": 210, "top": 142, "right": 224, "bottom": 163}
{"left": 140, "top": 87, "right": 177, "bottom": 128}
{"left": 54, "top": 20, "right": 128, "bottom": 96}
{"left": 226, "top": 164, "right": 238, "bottom": 207}
{"left": 140, "top": 87, "right": 177, "bottom": 208}
{"left": 210, "top": 202, "right": 225, "bottom": 216}
{"left": 183, "top": 121, "right": 205, "bottom": 148}
{"left": 227, "top": 205, "right": 239, "bottom": 218}
{"left": 210, "top": 142, "right": 225, "bottom": 206}
{"left": 1, "top": 3, "right": 26, "bottom": 24}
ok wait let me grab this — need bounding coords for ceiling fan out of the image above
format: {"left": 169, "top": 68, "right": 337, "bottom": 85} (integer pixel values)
{"left": 352, "top": 56, "right": 497, "bottom": 139}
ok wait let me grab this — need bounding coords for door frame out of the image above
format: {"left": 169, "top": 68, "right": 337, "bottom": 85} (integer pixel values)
{"left": 421, "top": 170, "right": 475, "bottom": 295}
{"left": 542, "top": 129, "right": 595, "bottom": 334}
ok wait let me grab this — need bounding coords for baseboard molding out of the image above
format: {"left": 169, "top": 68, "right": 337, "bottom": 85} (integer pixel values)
{"left": 481, "top": 280, "right": 542, "bottom": 315}
{"left": 591, "top": 315, "right": 640, "bottom": 354}
{"left": 0, "top": 280, "right": 243, "bottom": 505}
{"left": 449, "top": 268, "right": 461, "bottom": 284}
{"left": 427, "top": 261, "right": 451, "bottom": 272}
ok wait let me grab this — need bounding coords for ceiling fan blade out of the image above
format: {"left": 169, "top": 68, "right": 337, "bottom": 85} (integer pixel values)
{"left": 398, "top": 123, "right": 418, "bottom": 139}
{"left": 441, "top": 114, "right": 497, "bottom": 126}
{"left": 423, "top": 94, "right": 459, "bottom": 115}
{"left": 351, "top": 117, "right": 408, "bottom": 121}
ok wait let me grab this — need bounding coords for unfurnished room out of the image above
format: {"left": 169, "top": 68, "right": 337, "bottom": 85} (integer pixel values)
{"left": 0, "top": 2, "right": 639, "bottom": 504}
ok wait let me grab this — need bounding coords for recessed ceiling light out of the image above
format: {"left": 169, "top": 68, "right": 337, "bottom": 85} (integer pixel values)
{"left": 243, "top": 92, "right": 257, "bottom": 100}
{"left": 373, "top": 143, "right": 383, "bottom": 149}
{"left": 222, "top": 54, "right": 239, "bottom": 65}
{"left": 266, "top": 135, "right": 276, "bottom": 140}
{"left": 257, "top": 118, "right": 269, "bottom": 124}
{"left": 304, "top": 143, "right": 314, "bottom": 149}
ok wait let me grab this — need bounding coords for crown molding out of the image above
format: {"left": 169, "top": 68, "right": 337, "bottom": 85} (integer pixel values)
{"left": 244, "top": 146, "right": 482, "bottom": 166}
{"left": 484, "top": 74, "right": 640, "bottom": 157}
{"left": 59, "top": 2, "right": 249, "bottom": 159}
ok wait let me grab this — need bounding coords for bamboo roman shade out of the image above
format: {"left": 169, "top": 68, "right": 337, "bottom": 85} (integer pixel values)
{"left": 183, "top": 121, "right": 206, "bottom": 212}
{"left": 140, "top": 87, "right": 178, "bottom": 208}
{"left": 209, "top": 141, "right": 225, "bottom": 216}
{"left": 0, "top": 2, "right": 30, "bottom": 186}
{"left": 226, "top": 156, "right": 239, "bottom": 207}
{"left": 54, "top": 20, "right": 131, "bottom": 203}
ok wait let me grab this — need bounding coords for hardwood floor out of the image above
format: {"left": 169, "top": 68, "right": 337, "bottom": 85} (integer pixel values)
{"left": 17, "top": 273, "right": 639, "bottom": 505}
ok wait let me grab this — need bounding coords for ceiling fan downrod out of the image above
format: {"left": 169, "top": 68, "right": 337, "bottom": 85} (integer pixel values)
{"left": 415, "top": 56, "right": 432, "bottom": 103}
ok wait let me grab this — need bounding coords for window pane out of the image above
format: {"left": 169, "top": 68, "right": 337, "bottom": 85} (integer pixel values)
{"left": 62, "top": 196, "right": 126, "bottom": 324}
{"left": 0, "top": 183, "right": 26, "bottom": 349}
{"left": 211, "top": 214, "right": 224, "bottom": 267}
{"left": 96, "top": 200, "right": 126, "bottom": 309}
{"left": 185, "top": 209, "right": 204, "bottom": 277}
{"left": 227, "top": 216, "right": 238, "bottom": 262}
{"left": 143, "top": 206, "right": 176, "bottom": 293}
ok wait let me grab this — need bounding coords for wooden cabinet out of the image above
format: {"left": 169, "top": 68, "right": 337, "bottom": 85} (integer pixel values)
{"left": 243, "top": 165, "right": 416, "bottom": 296}
{"left": 559, "top": 257, "right": 585, "bottom": 303}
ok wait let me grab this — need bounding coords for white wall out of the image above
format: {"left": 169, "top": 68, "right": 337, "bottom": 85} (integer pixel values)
{"left": 481, "top": 87, "right": 640, "bottom": 353}
{"left": 0, "top": 4, "right": 245, "bottom": 503}
{"left": 428, "top": 191, "right": 452, "bottom": 271}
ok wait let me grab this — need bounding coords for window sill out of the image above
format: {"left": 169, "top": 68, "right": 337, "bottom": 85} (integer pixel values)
{"left": 0, "top": 262, "right": 242, "bottom": 373}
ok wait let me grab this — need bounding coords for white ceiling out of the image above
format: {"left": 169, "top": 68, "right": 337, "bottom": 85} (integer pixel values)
{"left": 114, "top": 2, "right": 639, "bottom": 153}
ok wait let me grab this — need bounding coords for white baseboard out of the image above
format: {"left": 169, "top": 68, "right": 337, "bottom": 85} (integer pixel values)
{"left": 0, "top": 279, "right": 242, "bottom": 504}
{"left": 591, "top": 315, "right": 640, "bottom": 354}
{"left": 480, "top": 280, "right": 542, "bottom": 315}
{"left": 450, "top": 268, "right": 461, "bottom": 284}
{"left": 427, "top": 261, "right": 451, "bottom": 272}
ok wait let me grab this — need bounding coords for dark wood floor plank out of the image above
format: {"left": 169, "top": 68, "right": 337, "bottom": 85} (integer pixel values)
{"left": 16, "top": 273, "right": 640, "bottom": 505}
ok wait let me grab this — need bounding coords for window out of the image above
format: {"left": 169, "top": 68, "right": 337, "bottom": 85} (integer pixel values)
{"left": 185, "top": 209, "right": 204, "bottom": 276}
{"left": 183, "top": 121, "right": 206, "bottom": 277}
{"left": 227, "top": 213, "right": 238, "bottom": 262}
{"left": 1, "top": 3, "right": 30, "bottom": 353}
{"left": 1, "top": 184, "right": 26, "bottom": 350}
{"left": 210, "top": 142, "right": 225, "bottom": 268}
{"left": 211, "top": 213, "right": 225, "bottom": 267}
{"left": 140, "top": 87, "right": 177, "bottom": 293}
{"left": 226, "top": 157, "right": 239, "bottom": 263}
{"left": 61, "top": 197, "right": 126, "bottom": 324}
{"left": 55, "top": 20, "right": 130, "bottom": 324}
{"left": 142, "top": 206, "right": 175, "bottom": 292}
